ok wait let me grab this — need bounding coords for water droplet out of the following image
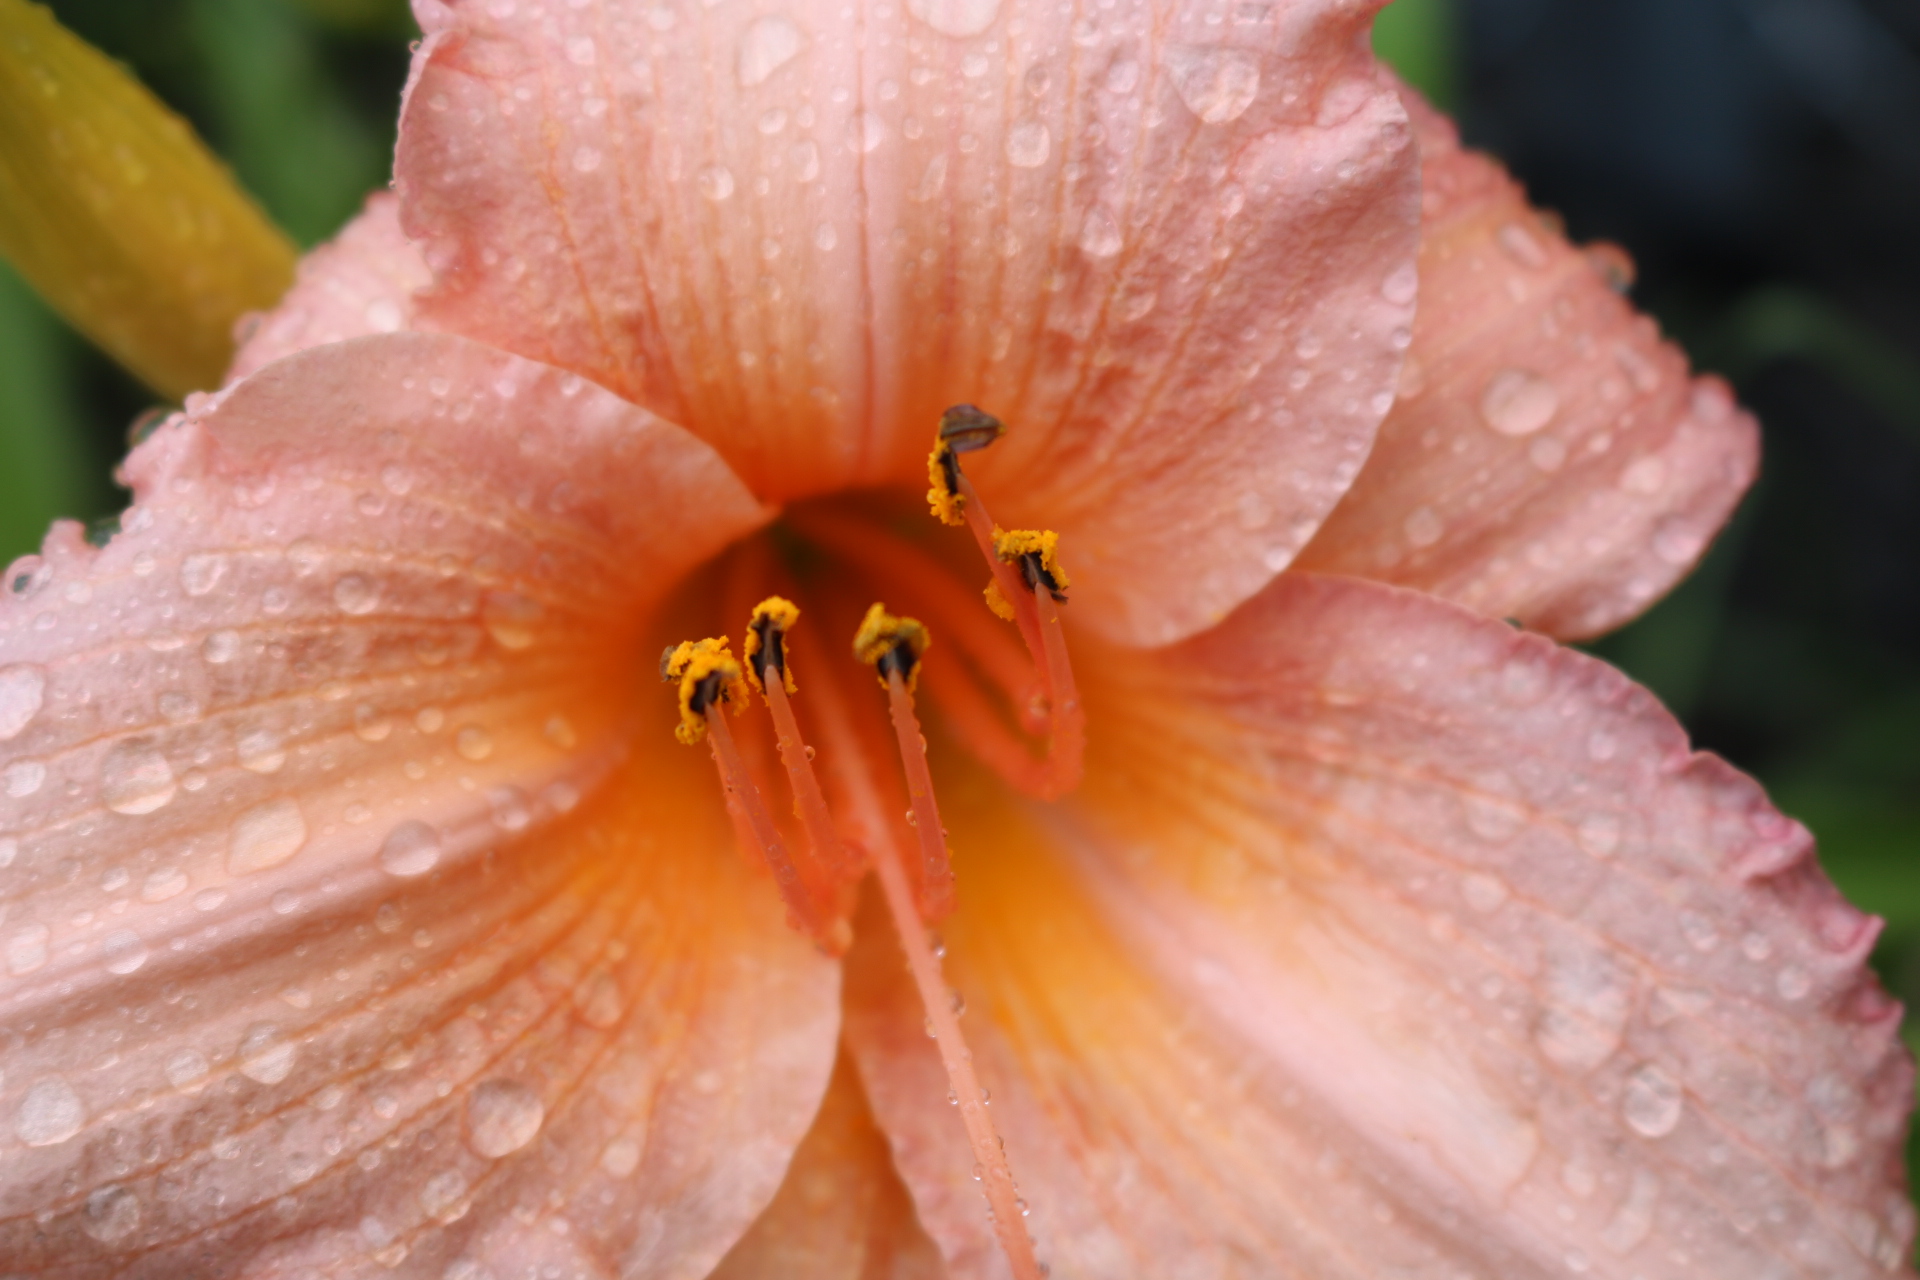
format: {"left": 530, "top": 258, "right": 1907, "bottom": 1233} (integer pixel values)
{"left": 1621, "top": 1063, "right": 1682, "bottom": 1137}
{"left": 1535, "top": 942, "right": 1632, "bottom": 1070}
{"left": 466, "top": 1079, "right": 544, "bottom": 1157}
{"left": 1079, "top": 206, "right": 1123, "bottom": 257}
{"left": 849, "top": 111, "right": 887, "bottom": 153}
{"left": 1496, "top": 221, "right": 1550, "bottom": 269}
{"left": 420, "top": 1170, "right": 472, "bottom": 1223}
{"left": 141, "top": 867, "right": 188, "bottom": 902}
{"left": 482, "top": 591, "right": 544, "bottom": 650}
{"left": 379, "top": 820, "right": 443, "bottom": 878}
{"left": 6, "top": 759, "right": 44, "bottom": 797}
{"left": 334, "top": 573, "right": 380, "bottom": 615}
{"left": 1461, "top": 872, "right": 1509, "bottom": 913}
{"left": 82, "top": 1185, "right": 141, "bottom": 1245}
{"left": 102, "top": 929, "right": 149, "bottom": 975}
{"left": 202, "top": 630, "right": 241, "bottom": 663}
{"left": 1650, "top": 516, "right": 1706, "bottom": 567}
{"left": 1576, "top": 812, "right": 1622, "bottom": 858}
{"left": 101, "top": 739, "right": 176, "bottom": 815}
{"left": 1165, "top": 46, "right": 1261, "bottom": 123}
{"left": 906, "top": 0, "right": 999, "bottom": 37}
{"left": 16, "top": 1077, "right": 84, "bottom": 1146}
{"left": 165, "top": 1048, "right": 210, "bottom": 1088}
{"left": 0, "top": 663, "right": 47, "bottom": 740}
{"left": 1479, "top": 369, "right": 1559, "bottom": 436}
{"left": 1381, "top": 263, "right": 1417, "bottom": 306}
{"left": 696, "top": 165, "right": 736, "bottom": 201}
{"left": 455, "top": 726, "right": 494, "bottom": 761}
{"left": 601, "top": 1136, "right": 642, "bottom": 1176}
{"left": 1402, "top": 505, "right": 1443, "bottom": 548}
{"left": 1005, "top": 120, "right": 1050, "bottom": 167}
{"left": 7, "top": 922, "right": 48, "bottom": 974}
{"left": 487, "top": 786, "right": 531, "bottom": 831}
{"left": 236, "top": 727, "right": 287, "bottom": 774}
{"left": 239, "top": 1023, "right": 298, "bottom": 1085}
{"left": 179, "top": 553, "right": 227, "bottom": 596}
{"left": 354, "top": 704, "right": 392, "bottom": 742}
{"left": 573, "top": 970, "right": 625, "bottom": 1028}
{"left": 1777, "top": 965, "right": 1812, "bottom": 1001}
{"left": 544, "top": 715, "right": 578, "bottom": 749}
{"left": 228, "top": 798, "right": 308, "bottom": 875}
{"left": 737, "top": 14, "right": 802, "bottom": 85}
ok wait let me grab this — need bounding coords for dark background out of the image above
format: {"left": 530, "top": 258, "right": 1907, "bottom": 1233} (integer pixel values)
{"left": 4, "top": 0, "right": 1919, "bottom": 1174}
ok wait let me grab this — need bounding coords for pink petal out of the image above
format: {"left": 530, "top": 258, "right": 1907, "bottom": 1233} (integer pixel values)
{"left": 225, "top": 193, "right": 432, "bottom": 384}
{"left": 395, "top": 0, "right": 1421, "bottom": 645}
{"left": 1296, "top": 87, "right": 1760, "bottom": 639}
{"left": 846, "top": 573, "right": 1912, "bottom": 1278}
{"left": 712, "top": 1049, "right": 948, "bottom": 1280}
{"left": 0, "top": 333, "right": 841, "bottom": 1275}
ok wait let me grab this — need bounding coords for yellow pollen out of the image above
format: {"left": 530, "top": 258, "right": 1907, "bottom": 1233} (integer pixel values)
{"left": 925, "top": 403, "right": 1006, "bottom": 527}
{"left": 663, "top": 636, "right": 747, "bottom": 745}
{"left": 992, "top": 528, "right": 1070, "bottom": 599}
{"left": 742, "top": 595, "right": 801, "bottom": 694}
{"left": 853, "top": 603, "right": 931, "bottom": 691}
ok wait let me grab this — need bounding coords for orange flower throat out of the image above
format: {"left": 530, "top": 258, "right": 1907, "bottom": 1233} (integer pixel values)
{"left": 664, "top": 409, "right": 1081, "bottom": 1280}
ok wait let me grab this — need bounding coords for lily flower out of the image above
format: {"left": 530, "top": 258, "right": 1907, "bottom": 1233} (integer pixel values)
{"left": 0, "top": 0, "right": 1911, "bottom": 1276}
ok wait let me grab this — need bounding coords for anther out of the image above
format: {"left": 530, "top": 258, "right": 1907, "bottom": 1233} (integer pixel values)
{"left": 927, "top": 404, "right": 1007, "bottom": 528}
{"left": 853, "top": 604, "right": 954, "bottom": 919}
{"left": 665, "top": 635, "right": 827, "bottom": 938}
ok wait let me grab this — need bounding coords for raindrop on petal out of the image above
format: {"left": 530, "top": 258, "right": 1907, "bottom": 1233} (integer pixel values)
{"left": 466, "top": 1079, "right": 544, "bottom": 1157}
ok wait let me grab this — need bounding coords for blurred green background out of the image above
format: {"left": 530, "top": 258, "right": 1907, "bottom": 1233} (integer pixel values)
{"left": 5, "top": 0, "right": 1920, "bottom": 1182}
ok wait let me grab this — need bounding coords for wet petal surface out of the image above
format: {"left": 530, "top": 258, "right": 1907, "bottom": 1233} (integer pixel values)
{"left": 1297, "top": 88, "right": 1759, "bottom": 639}
{"left": 0, "top": 333, "right": 840, "bottom": 1277}
{"left": 396, "top": 0, "right": 1421, "bottom": 645}
{"left": 847, "top": 573, "right": 1913, "bottom": 1279}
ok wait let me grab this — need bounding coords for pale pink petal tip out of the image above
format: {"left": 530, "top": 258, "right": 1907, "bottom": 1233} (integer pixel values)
{"left": 1300, "top": 86, "right": 1761, "bottom": 640}
{"left": 226, "top": 192, "right": 433, "bottom": 384}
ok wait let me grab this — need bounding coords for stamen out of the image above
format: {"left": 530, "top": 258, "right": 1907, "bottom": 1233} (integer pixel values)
{"left": 801, "top": 638, "right": 1047, "bottom": 1280}
{"left": 852, "top": 604, "right": 955, "bottom": 919}
{"left": 664, "top": 636, "right": 827, "bottom": 939}
{"left": 924, "top": 408, "right": 1086, "bottom": 797}
{"left": 744, "top": 598, "right": 866, "bottom": 899}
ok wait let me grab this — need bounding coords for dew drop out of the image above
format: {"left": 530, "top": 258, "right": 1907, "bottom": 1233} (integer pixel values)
{"left": 482, "top": 591, "right": 544, "bottom": 650}
{"left": 236, "top": 727, "right": 287, "bottom": 774}
{"left": 228, "top": 798, "right": 308, "bottom": 875}
{"left": 141, "top": 867, "right": 188, "bottom": 902}
{"left": 101, "top": 739, "right": 176, "bottom": 815}
{"left": 466, "top": 1079, "right": 544, "bottom": 1157}
{"left": 1495, "top": 221, "right": 1550, "bottom": 269}
{"left": 906, "top": 0, "right": 1000, "bottom": 37}
{"left": 1402, "top": 505, "right": 1443, "bottom": 548}
{"left": 333, "top": 573, "right": 380, "bottom": 615}
{"left": 1621, "top": 1063, "right": 1682, "bottom": 1137}
{"left": 202, "top": 630, "right": 241, "bottom": 664}
{"left": 1165, "top": 45, "right": 1261, "bottom": 123}
{"left": 1005, "top": 120, "right": 1051, "bottom": 168}
{"left": 239, "top": 1023, "right": 298, "bottom": 1084}
{"left": 165, "top": 1048, "right": 210, "bottom": 1089}
{"left": 378, "top": 820, "right": 443, "bottom": 878}
{"left": 849, "top": 111, "right": 887, "bottom": 154}
{"left": 1479, "top": 369, "right": 1559, "bottom": 436}
{"left": 455, "top": 726, "right": 494, "bottom": 761}
{"left": 601, "top": 1136, "right": 642, "bottom": 1176}
{"left": 1461, "top": 872, "right": 1510, "bottom": 913}
{"left": 1079, "top": 206, "right": 1123, "bottom": 257}
{"left": 16, "top": 1077, "right": 84, "bottom": 1146}
{"left": 82, "top": 1185, "right": 141, "bottom": 1245}
{"left": 420, "top": 1170, "right": 472, "bottom": 1224}
{"left": 0, "top": 663, "right": 47, "bottom": 740}
{"left": 179, "top": 553, "right": 227, "bottom": 597}
{"left": 354, "top": 704, "right": 392, "bottom": 742}
{"left": 696, "top": 165, "right": 736, "bottom": 201}
{"left": 736, "top": 14, "right": 803, "bottom": 85}
{"left": 7, "top": 922, "right": 48, "bottom": 974}
{"left": 1777, "top": 965, "right": 1812, "bottom": 1001}
{"left": 1576, "top": 812, "right": 1622, "bottom": 858}
{"left": 101, "top": 929, "right": 149, "bottom": 975}
{"left": 6, "top": 759, "right": 44, "bottom": 797}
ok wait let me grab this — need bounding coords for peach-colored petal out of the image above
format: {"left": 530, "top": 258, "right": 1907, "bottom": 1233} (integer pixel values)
{"left": 395, "top": 0, "right": 1420, "bottom": 645}
{"left": 847, "top": 573, "right": 1913, "bottom": 1278}
{"left": 226, "top": 193, "right": 432, "bottom": 384}
{"left": 0, "top": 333, "right": 840, "bottom": 1276}
{"left": 1296, "top": 88, "right": 1759, "bottom": 639}
{"left": 712, "top": 1049, "right": 948, "bottom": 1280}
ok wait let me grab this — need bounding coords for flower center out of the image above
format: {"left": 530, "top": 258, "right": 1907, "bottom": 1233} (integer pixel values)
{"left": 655, "top": 409, "right": 1081, "bottom": 1280}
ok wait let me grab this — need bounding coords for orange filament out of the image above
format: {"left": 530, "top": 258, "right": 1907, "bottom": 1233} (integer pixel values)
{"left": 801, "top": 636, "right": 1047, "bottom": 1280}
{"left": 666, "top": 637, "right": 829, "bottom": 941}
{"left": 998, "top": 532, "right": 1084, "bottom": 798}
{"left": 853, "top": 604, "right": 956, "bottom": 919}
